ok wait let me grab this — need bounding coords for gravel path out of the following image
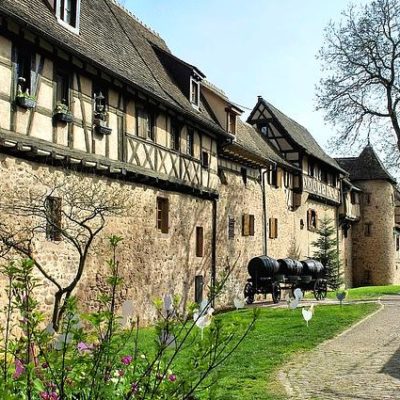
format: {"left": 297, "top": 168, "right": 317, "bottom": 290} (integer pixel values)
{"left": 278, "top": 296, "right": 400, "bottom": 400}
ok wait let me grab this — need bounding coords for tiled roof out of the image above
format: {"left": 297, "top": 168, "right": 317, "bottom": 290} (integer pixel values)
{"left": 336, "top": 145, "right": 396, "bottom": 184}
{"left": 0, "top": 0, "right": 228, "bottom": 137}
{"left": 250, "top": 98, "right": 346, "bottom": 173}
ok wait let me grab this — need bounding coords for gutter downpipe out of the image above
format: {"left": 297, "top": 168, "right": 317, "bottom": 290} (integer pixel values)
{"left": 261, "top": 161, "right": 276, "bottom": 255}
{"left": 211, "top": 198, "right": 217, "bottom": 307}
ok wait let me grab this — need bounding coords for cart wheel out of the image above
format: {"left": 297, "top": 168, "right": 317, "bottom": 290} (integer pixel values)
{"left": 244, "top": 282, "right": 255, "bottom": 304}
{"left": 272, "top": 282, "right": 281, "bottom": 304}
{"left": 314, "top": 279, "right": 327, "bottom": 301}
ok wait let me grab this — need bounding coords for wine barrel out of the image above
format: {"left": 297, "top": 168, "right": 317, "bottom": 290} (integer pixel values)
{"left": 248, "top": 256, "right": 280, "bottom": 278}
{"left": 278, "top": 258, "right": 303, "bottom": 276}
{"left": 302, "top": 259, "right": 325, "bottom": 277}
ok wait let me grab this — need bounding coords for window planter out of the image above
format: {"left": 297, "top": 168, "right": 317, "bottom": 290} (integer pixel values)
{"left": 16, "top": 95, "right": 36, "bottom": 109}
{"left": 54, "top": 111, "right": 73, "bottom": 123}
{"left": 93, "top": 117, "right": 112, "bottom": 135}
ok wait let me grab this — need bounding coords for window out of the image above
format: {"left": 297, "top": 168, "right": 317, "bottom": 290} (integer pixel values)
{"left": 308, "top": 160, "right": 315, "bottom": 177}
{"left": 242, "top": 214, "right": 255, "bottom": 237}
{"left": 228, "top": 217, "right": 235, "bottom": 239}
{"left": 241, "top": 167, "right": 248, "bottom": 185}
{"left": 196, "top": 227, "right": 204, "bottom": 257}
{"left": 218, "top": 168, "right": 228, "bottom": 185}
{"left": 156, "top": 197, "right": 169, "bottom": 234}
{"left": 307, "top": 209, "right": 318, "bottom": 231}
{"left": 350, "top": 192, "right": 360, "bottom": 205}
{"left": 284, "top": 171, "right": 290, "bottom": 188}
{"left": 187, "top": 128, "right": 194, "bottom": 156}
{"left": 46, "top": 197, "right": 62, "bottom": 241}
{"left": 227, "top": 112, "right": 236, "bottom": 134}
{"left": 170, "top": 121, "right": 180, "bottom": 151}
{"left": 137, "top": 108, "right": 155, "bottom": 140}
{"left": 56, "top": 0, "right": 80, "bottom": 31}
{"left": 260, "top": 125, "right": 269, "bottom": 136}
{"left": 364, "top": 223, "right": 372, "bottom": 237}
{"left": 195, "top": 275, "right": 204, "bottom": 304}
{"left": 362, "top": 193, "right": 372, "bottom": 205}
{"left": 396, "top": 235, "right": 400, "bottom": 252}
{"left": 55, "top": 70, "right": 70, "bottom": 105}
{"left": 16, "top": 47, "right": 33, "bottom": 95}
{"left": 321, "top": 170, "right": 328, "bottom": 184}
{"left": 190, "top": 78, "right": 200, "bottom": 107}
{"left": 201, "top": 151, "right": 209, "bottom": 169}
{"left": 269, "top": 218, "right": 278, "bottom": 239}
{"left": 268, "top": 167, "right": 278, "bottom": 187}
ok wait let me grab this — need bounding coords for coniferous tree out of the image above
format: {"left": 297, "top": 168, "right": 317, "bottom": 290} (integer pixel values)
{"left": 312, "top": 216, "right": 343, "bottom": 290}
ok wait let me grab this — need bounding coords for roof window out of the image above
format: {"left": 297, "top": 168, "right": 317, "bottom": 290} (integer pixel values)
{"left": 190, "top": 77, "right": 200, "bottom": 108}
{"left": 56, "top": 0, "right": 81, "bottom": 33}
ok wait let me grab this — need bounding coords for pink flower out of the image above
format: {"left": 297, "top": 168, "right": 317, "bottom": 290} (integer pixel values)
{"left": 39, "top": 392, "right": 59, "bottom": 400}
{"left": 77, "top": 342, "right": 92, "bottom": 353}
{"left": 130, "top": 382, "right": 139, "bottom": 394}
{"left": 168, "top": 374, "right": 177, "bottom": 382}
{"left": 121, "top": 355, "right": 133, "bottom": 365}
{"left": 13, "top": 358, "right": 25, "bottom": 379}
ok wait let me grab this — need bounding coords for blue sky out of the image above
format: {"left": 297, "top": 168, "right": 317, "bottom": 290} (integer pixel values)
{"left": 123, "top": 0, "right": 356, "bottom": 151}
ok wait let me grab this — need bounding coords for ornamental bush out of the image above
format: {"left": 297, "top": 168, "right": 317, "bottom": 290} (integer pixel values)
{"left": 0, "top": 236, "right": 257, "bottom": 400}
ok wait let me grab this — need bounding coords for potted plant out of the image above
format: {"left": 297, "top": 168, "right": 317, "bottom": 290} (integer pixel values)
{"left": 16, "top": 77, "right": 36, "bottom": 109}
{"left": 53, "top": 101, "right": 73, "bottom": 123}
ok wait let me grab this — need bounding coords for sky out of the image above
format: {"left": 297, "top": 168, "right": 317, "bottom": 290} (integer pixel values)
{"left": 122, "top": 0, "right": 359, "bottom": 152}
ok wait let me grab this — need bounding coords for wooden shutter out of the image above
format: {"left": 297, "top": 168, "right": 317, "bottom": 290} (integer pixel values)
{"left": 249, "top": 215, "right": 255, "bottom": 236}
{"left": 196, "top": 227, "right": 204, "bottom": 257}
{"left": 307, "top": 209, "right": 312, "bottom": 230}
{"left": 228, "top": 217, "right": 235, "bottom": 239}
{"left": 269, "top": 218, "right": 278, "bottom": 239}
{"left": 242, "top": 214, "right": 250, "bottom": 236}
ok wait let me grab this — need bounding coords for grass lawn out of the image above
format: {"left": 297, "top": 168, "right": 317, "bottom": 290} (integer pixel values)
{"left": 325, "top": 285, "right": 400, "bottom": 301}
{"left": 136, "top": 302, "right": 379, "bottom": 400}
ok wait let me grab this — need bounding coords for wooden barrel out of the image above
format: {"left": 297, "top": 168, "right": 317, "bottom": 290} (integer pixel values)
{"left": 301, "top": 259, "right": 325, "bottom": 277}
{"left": 248, "top": 256, "right": 280, "bottom": 278}
{"left": 278, "top": 258, "right": 303, "bottom": 276}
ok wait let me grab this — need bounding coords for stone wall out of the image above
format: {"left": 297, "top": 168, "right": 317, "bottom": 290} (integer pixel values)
{"left": 0, "top": 153, "right": 214, "bottom": 324}
{"left": 216, "top": 163, "right": 264, "bottom": 304}
{"left": 351, "top": 180, "right": 397, "bottom": 286}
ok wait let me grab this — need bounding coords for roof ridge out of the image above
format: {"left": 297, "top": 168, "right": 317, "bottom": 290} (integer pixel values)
{"left": 108, "top": 0, "right": 161, "bottom": 39}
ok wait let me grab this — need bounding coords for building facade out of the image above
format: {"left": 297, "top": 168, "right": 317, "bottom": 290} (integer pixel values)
{"left": 0, "top": 0, "right": 399, "bottom": 322}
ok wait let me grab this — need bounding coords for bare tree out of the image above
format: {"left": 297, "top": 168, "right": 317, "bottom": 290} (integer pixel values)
{"left": 0, "top": 174, "right": 125, "bottom": 330}
{"left": 317, "top": 0, "right": 400, "bottom": 156}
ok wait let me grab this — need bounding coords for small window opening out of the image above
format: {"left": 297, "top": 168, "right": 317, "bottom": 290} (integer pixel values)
{"left": 157, "top": 197, "right": 169, "bottom": 234}
{"left": 196, "top": 226, "right": 204, "bottom": 257}
{"left": 201, "top": 151, "right": 209, "bottom": 169}
{"left": 241, "top": 167, "right": 248, "bottom": 185}
{"left": 187, "top": 128, "right": 194, "bottom": 156}
{"left": 190, "top": 79, "right": 200, "bottom": 107}
{"left": 228, "top": 217, "right": 235, "bottom": 239}
{"left": 307, "top": 209, "right": 317, "bottom": 231}
{"left": 269, "top": 218, "right": 278, "bottom": 239}
{"left": 170, "top": 121, "right": 180, "bottom": 151}
{"left": 242, "top": 214, "right": 255, "bottom": 237}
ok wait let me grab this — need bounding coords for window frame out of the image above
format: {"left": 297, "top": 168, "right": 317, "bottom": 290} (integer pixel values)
{"left": 170, "top": 120, "right": 181, "bottom": 151}
{"left": 190, "top": 78, "right": 200, "bottom": 108}
{"left": 307, "top": 209, "right": 318, "bottom": 231}
{"left": 136, "top": 107, "right": 155, "bottom": 140}
{"left": 55, "top": 69, "right": 70, "bottom": 106}
{"left": 56, "top": 0, "right": 81, "bottom": 33}
{"left": 16, "top": 47, "right": 33, "bottom": 95}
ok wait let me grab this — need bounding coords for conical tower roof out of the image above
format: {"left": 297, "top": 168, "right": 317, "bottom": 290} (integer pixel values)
{"left": 336, "top": 144, "right": 396, "bottom": 184}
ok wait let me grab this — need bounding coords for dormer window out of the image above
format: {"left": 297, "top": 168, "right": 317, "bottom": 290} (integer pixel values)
{"left": 56, "top": 0, "right": 81, "bottom": 33}
{"left": 228, "top": 112, "right": 236, "bottom": 135}
{"left": 190, "top": 78, "right": 200, "bottom": 108}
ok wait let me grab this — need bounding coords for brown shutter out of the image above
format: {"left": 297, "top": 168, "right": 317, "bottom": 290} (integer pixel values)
{"left": 274, "top": 218, "right": 278, "bottom": 238}
{"left": 161, "top": 199, "right": 169, "bottom": 234}
{"left": 249, "top": 215, "right": 255, "bottom": 236}
{"left": 269, "top": 218, "right": 273, "bottom": 239}
{"left": 242, "top": 214, "right": 250, "bottom": 236}
{"left": 307, "top": 209, "right": 312, "bottom": 230}
{"left": 196, "top": 227, "right": 204, "bottom": 257}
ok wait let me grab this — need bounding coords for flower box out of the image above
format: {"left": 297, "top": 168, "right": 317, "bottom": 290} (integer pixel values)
{"left": 16, "top": 96, "right": 36, "bottom": 109}
{"left": 54, "top": 111, "right": 74, "bottom": 123}
{"left": 94, "top": 117, "right": 112, "bottom": 135}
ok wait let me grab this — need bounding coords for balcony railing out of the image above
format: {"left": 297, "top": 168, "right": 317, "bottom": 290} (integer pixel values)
{"left": 303, "top": 175, "right": 340, "bottom": 204}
